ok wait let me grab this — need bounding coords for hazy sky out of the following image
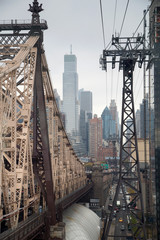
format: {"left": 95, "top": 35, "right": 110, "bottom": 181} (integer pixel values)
{"left": 0, "top": 0, "right": 150, "bottom": 117}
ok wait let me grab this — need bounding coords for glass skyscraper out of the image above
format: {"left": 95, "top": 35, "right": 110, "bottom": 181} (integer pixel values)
{"left": 79, "top": 89, "right": 93, "bottom": 154}
{"left": 101, "top": 106, "right": 116, "bottom": 140}
{"left": 80, "top": 90, "right": 92, "bottom": 114}
{"left": 109, "top": 99, "right": 119, "bottom": 137}
{"left": 63, "top": 52, "right": 79, "bottom": 135}
{"left": 150, "top": 2, "right": 160, "bottom": 238}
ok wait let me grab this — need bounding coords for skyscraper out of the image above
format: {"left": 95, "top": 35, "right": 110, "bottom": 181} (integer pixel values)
{"left": 101, "top": 106, "right": 116, "bottom": 140}
{"left": 62, "top": 50, "right": 79, "bottom": 135}
{"left": 89, "top": 115, "right": 102, "bottom": 160}
{"left": 80, "top": 90, "right": 92, "bottom": 114}
{"left": 109, "top": 99, "right": 119, "bottom": 137}
{"left": 140, "top": 96, "right": 149, "bottom": 139}
{"left": 79, "top": 89, "right": 93, "bottom": 154}
{"left": 150, "top": 3, "right": 160, "bottom": 237}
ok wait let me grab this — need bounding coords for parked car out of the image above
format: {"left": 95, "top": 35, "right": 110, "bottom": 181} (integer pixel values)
{"left": 119, "top": 218, "right": 123, "bottom": 222}
{"left": 121, "top": 224, "right": 125, "bottom": 231}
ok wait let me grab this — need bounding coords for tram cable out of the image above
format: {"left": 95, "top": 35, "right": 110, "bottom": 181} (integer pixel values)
{"left": 99, "top": 0, "right": 106, "bottom": 48}
{"left": 133, "top": 0, "right": 155, "bottom": 36}
{"left": 119, "top": 0, "right": 130, "bottom": 37}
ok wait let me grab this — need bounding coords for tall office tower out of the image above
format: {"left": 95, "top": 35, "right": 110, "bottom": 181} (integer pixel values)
{"left": 89, "top": 115, "right": 102, "bottom": 160}
{"left": 149, "top": 2, "right": 160, "bottom": 238}
{"left": 109, "top": 99, "right": 119, "bottom": 136}
{"left": 101, "top": 106, "right": 116, "bottom": 140}
{"left": 80, "top": 90, "right": 92, "bottom": 114}
{"left": 79, "top": 89, "right": 93, "bottom": 154}
{"left": 63, "top": 50, "right": 79, "bottom": 135}
{"left": 140, "top": 96, "right": 149, "bottom": 139}
{"left": 79, "top": 109, "right": 87, "bottom": 154}
{"left": 136, "top": 109, "right": 140, "bottom": 138}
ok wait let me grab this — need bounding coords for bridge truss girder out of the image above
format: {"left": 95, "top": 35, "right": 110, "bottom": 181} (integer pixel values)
{"left": 0, "top": 30, "right": 86, "bottom": 235}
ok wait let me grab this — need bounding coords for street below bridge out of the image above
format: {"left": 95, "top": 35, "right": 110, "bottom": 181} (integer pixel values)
{"left": 105, "top": 183, "right": 133, "bottom": 240}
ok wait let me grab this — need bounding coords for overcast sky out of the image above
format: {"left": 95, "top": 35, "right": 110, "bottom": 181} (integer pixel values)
{"left": 0, "top": 0, "right": 150, "bottom": 117}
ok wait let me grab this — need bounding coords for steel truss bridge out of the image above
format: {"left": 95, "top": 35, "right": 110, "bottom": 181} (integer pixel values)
{"left": 0, "top": 1, "right": 93, "bottom": 239}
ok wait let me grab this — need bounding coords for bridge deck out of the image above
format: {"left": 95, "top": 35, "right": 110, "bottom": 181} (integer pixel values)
{"left": 0, "top": 19, "right": 48, "bottom": 31}
{"left": 0, "top": 213, "right": 46, "bottom": 240}
{"left": 0, "top": 183, "right": 93, "bottom": 240}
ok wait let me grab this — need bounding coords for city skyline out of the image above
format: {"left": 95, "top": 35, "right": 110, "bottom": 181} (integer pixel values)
{"left": 0, "top": 0, "right": 149, "bottom": 117}
{"left": 0, "top": 1, "right": 159, "bottom": 239}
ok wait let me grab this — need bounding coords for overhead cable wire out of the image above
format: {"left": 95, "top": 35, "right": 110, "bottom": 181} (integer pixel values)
{"left": 114, "top": 0, "right": 130, "bottom": 107}
{"left": 99, "top": 0, "right": 109, "bottom": 107}
{"left": 112, "top": 0, "right": 120, "bottom": 106}
{"left": 111, "top": 0, "right": 117, "bottom": 103}
{"left": 112, "top": 0, "right": 118, "bottom": 35}
{"left": 99, "top": 0, "right": 110, "bottom": 107}
{"left": 105, "top": 40, "right": 112, "bottom": 50}
{"left": 115, "top": 70, "right": 120, "bottom": 103}
{"left": 135, "top": 77, "right": 143, "bottom": 104}
{"left": 134, "top": 68, "right": 141, "bottom": 95}
{"left": 133, "top": 0, "right": 155, "bottom": 37}
{"left": 105, "top": 71, "right": 108, "bottom": 107}
{"left": 119, "top": 0, "right": 130, "bottom": 37}
{"left": 111, "top": 68, "right": 113, "bottom": 101}
{"left": 99, "top": 0, "right": 106, "bottom": 48}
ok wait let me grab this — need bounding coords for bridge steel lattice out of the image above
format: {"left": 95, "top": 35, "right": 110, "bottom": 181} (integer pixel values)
{"left": 0, "top": 1, "right": 87, "bottom": 238}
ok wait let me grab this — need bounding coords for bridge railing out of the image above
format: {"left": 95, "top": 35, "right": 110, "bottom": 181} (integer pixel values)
{"left": 0, "top": 19, "right": 47, "bottom": 25}
{"left": 0, "top": 183, "right": 93, "bottom": 240}
{"left": 56, "top": 182, "right": 94, "bottom": 210}
{"left": 0, "top": 212, "right": 46, "bottom": 240}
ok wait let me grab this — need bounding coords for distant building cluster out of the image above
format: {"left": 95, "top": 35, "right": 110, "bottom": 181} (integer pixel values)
{"left": 54, "top": 49, "right": 120, "bottom": 168}
{"left": 53, "top": 48, "right": 155, "bottom": 171}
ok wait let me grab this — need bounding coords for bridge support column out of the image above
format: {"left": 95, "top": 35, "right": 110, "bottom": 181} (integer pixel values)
{"left": 50, "top": 222, "right": 66, "bottom": 240}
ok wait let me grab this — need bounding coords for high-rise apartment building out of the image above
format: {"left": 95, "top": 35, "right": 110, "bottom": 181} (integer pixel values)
{"left": 140, "top": 97, "right": 149, "bottom": 139}
{"left": 89, "top": 115, "right": 102, "bottom": 160}
{"left": 109, "top": 99, "right": 119, "bottom": 136}
{"left": 80, "top": 90, "right": 92, "bottom": 114}
{"left": 62, "top": 51, "right": 79, "bottom": 135}
{"left": 101, "top": 106, "right": 116, "bottom": 140}
{"left": 79, "top": 89, "right": 93, "bottom": 154}
{"left": 149, "top": 2, "right": 159, "bottom": 238}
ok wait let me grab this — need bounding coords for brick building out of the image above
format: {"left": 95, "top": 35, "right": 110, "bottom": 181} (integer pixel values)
{"left": 97, "top": 141, "right": 116, "bottom": 162}
{"left": 89, "top": 115, "right": 102, "bottom": 160}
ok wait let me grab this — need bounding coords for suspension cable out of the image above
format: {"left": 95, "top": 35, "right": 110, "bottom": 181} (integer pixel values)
{"left": 119, "top": 0, "right": 130, "bottom": 37}
{"left": 111, "top": 0, "right": 118, "bottom": 103}
{"left": 133, "top": 0, "right": 155, "bottom": 37}
{"left": 112, "top": 0, "right": 118, "bottom": 35}
{"left": 99, "top": 0, "right": 106, "bottom": 48}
